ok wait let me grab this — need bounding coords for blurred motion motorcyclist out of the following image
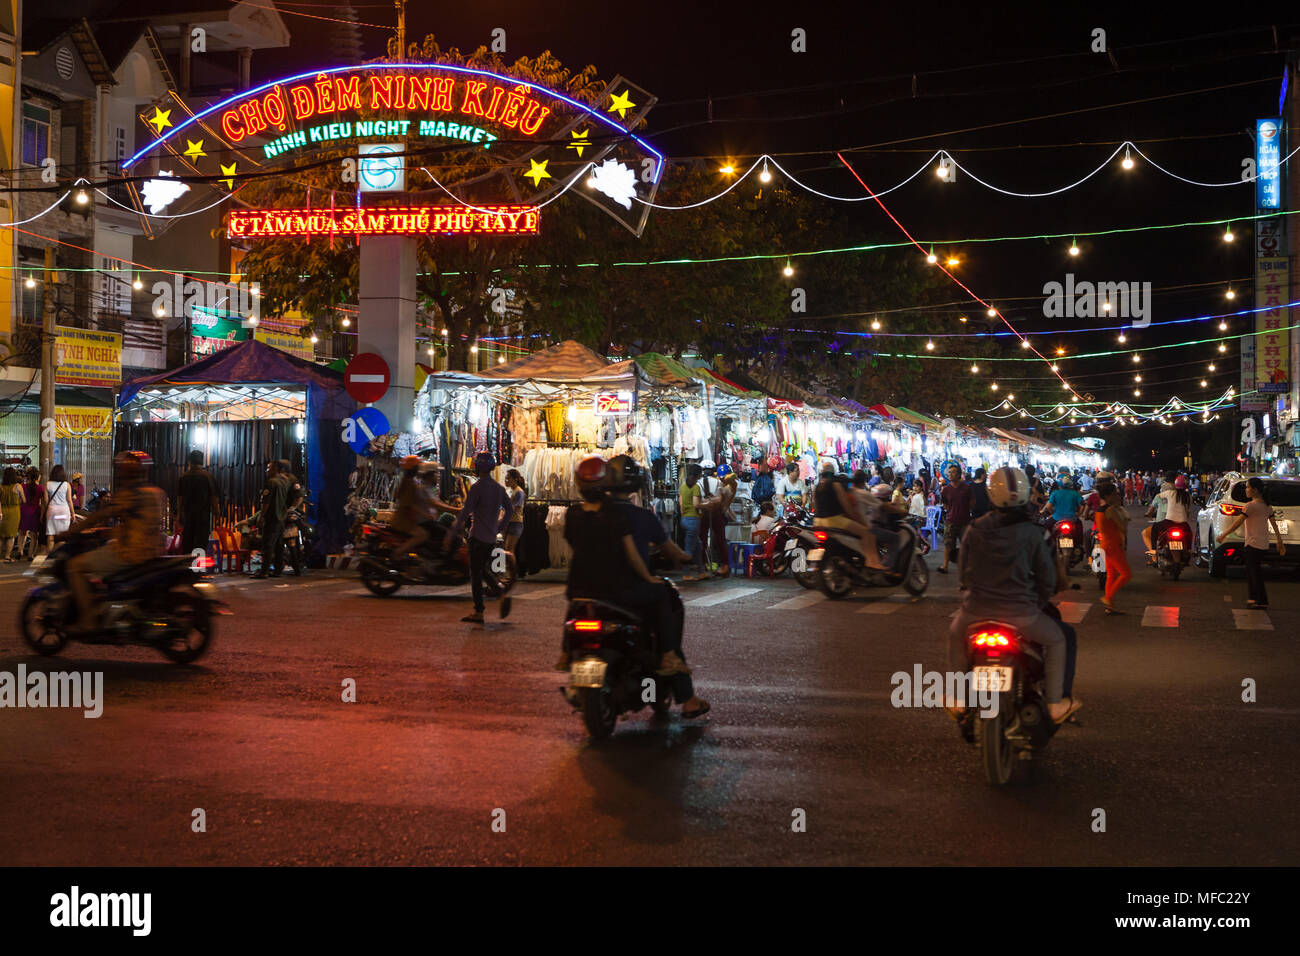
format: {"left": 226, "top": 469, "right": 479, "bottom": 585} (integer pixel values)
{"left": 57, "top": 451, "right": 166, "bottom": 635}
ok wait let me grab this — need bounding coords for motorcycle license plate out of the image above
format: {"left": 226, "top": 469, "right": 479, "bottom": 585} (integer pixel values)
{"left": 569, "top": 659, "right": 607, "bottom": 688}
{"left": 807, "top": 548, "right": 825, "bottom": 562}
{"left": 972, "top": 666, "right": 1013, "bottom": 693}
{"left": 1059, "top": 538, "right": 1073, "bottom": 549}
{"left": 1276, "top": 521, "right": 1289, "bottom": 535}
{"left": 1168, "top": 540, "right": 1184, "bottom": 550}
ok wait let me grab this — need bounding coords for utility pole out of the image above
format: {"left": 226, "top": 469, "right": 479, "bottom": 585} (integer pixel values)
{"left": 394, "top": 0, "right": 406, "bottom": 60}
{"left": 39, "top": 246, "right": 55, "bottom": 477}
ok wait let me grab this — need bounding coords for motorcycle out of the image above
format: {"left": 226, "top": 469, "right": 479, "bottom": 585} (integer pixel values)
{"left": 282, "top": 499, "right": 315, "bottom": 576}
{"left": 356, "top": 520, "right": 517, "bottom": 597}
{"left": 1150, "top": 521, "right": 1192, "bottom": 580}
{"left": 560, "top": 589, "right": 681, "bottom": 739}
{"left": 810, "top": 514, "right": 930, "bottom": 598}
{"left": 769, "top": 506, "right": 820, "bottom": 589}
{"left": 19, "top": 532, "right": 228, "bottom": 663}
{"left": 960, "top": 619, "right": 1065, "bottom": 786}
{"left": 1049, "top": 517, "right": 1086, "bottom": 573}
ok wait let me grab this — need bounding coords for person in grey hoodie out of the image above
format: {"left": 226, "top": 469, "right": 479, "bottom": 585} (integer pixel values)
{"left": 947, "top": 466, "right": 1081, "bottom": 724}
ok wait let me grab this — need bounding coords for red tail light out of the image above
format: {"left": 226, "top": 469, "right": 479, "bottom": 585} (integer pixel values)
{"left": 813, "top": 530, "right": 828, "bottom": 542}
{"left": 970, "top": 630, "right": 1014, "bottom": 647}
{"left": 1219, "top": 503, "right": 1243, "bottom": 517}
{"left": 1058, "top": 522, "right": 1073, "bottom": 533}
{"left": 572, "top": 620, "right": 602, "bottom": 633}
{"left": 1224, "top": 548, "right": 1236, "bottom": 557}
{"left": 195, "top": 556, "right": 215, "bottom": 569}
{"left": 1168, "top": 528, "right": 1182, "bottom": 538}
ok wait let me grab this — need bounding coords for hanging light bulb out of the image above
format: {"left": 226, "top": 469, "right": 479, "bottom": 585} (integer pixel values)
{"left": 340, "top": 317, "right": 350, "bottom": 327}
{"left": 1068, "top": 239, "right": 1080, "bottom": 256}
{"left": 132, "top": 274, "right": 143, "bottom": 290}
{"left": 1223, "top": 224, "right": 1235, "bottom": 242}
{"left": 470, "top": 343, "right": 479, "bottom": 354}
{"left": 958, "top": 315, "right": 968, "bottom": 323}
{"left": 24, "top": 274, "right": 35, "bottom": 289}
{"left": 719, "top": 163, "right": 735, "bottom": 175}
{"left": 946, "top": 256, "right": 960, "bottom": 267}
{"left": 1225, "top": 288, "right": 1235, "bottom": 300}
{"left": 427, "top": 345, "right": 435, "bottom": 356}
{"left": 441, "top": 327, "right": 449, "bottom": 337}
{"left": 1134, "top": 374, "right": 1142, "bottom": 382}
{"left": 310, "top": 333, "right": 319, "bottom": 344}
{"left": 1102, "top": 299, "right": 1112, "bottom": 313}
{"left": 498, "top": 356, "right": 506, "bottom": 364}
{"left": 925, "top": 340, "right": 935, "bottom": 351}
{"left": 1050, "top": 364, "right": 1059, "bottom": 372}
{"left": 759, "top": 160, "right": 772, "bottom": 183}
{"left": 1133, "top": 389, "right": 1141, "bottom": 397}
{"left": 1118, "top": 333, "right": 1127, "bottom": 343}
{"left": 1208, "top": 363, "right": 1216, "bottom": 371}
{"left": 783, "top": 260, "right": 793, "bottom": 277}
{"left": 1057, "top": 405, "right": 1065, "bottom": 414}
{"left": 987, "top": 306, "right": 997, "bottom": 317}
{"left": 75, "top": 188, "right": 89, "bottom": 205}
{"left": 1132, "top": 354, "right": 1141, "bottom": 363}
{"left": 926, "top": 247, "right": 938, "bottom": 264}
{"left": 970, "top": 363, "right": 979, "bottom": 373}
{"left": 870, "top": 319, "right": 881, "bottom": 330}
{"left": 1218, "top": 342, "right": 1227, "bottom": 353}
{"left": 1007, "top": 393, "right": 1015, "bottom": 401}
{"left": 990, "top": 383, "right": 999, "bottom": 391}
{"left": 1219, "top": 320, "right": 1228, "bottom": 331}
{"left": 1121, "top": 147, "right": 1134, "bottom": 170}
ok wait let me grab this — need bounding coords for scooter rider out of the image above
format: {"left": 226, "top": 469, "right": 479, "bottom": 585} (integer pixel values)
{"left": 57, "top": 451, "right": 166, "bottom": 635}
{"left": 814, "top": 463, "right": 886, "bottom": 570}
{"left": 947, "top": 466, "right": 1082, "bottom": 724}
{"left": 1142, "top": 474, "right": 1192, "bottom": 556}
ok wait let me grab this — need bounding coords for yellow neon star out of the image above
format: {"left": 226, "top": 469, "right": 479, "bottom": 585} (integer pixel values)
{"left": 183, "top": 139, "right": 206, "bottom": 162}
{"left": 523, "top": 158, "right": 551, "bottom": 187}
{"left": 607, "top": 90, "right": 635, "bottom": 119}
{"left": 147, "top": 107, "right": 173, "bottom": 134}
{"left": 567, "top": 128, "right": 590, "bottom": 157}
{"left": 219, "top": 162, "right": 237, "bottom": 189}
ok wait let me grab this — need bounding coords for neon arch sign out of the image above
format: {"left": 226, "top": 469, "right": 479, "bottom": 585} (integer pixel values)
{"left": 123, "top": 62, "right": 663, "bottom": 179}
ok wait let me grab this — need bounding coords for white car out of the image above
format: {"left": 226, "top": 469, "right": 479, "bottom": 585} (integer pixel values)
{"left": 1195, "top": 472, "right": 1300, "bottom": 577}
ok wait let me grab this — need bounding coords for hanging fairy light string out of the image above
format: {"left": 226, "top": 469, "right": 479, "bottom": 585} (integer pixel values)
{"left": 977, "top": 387, "right": 1239, "bottom": 424}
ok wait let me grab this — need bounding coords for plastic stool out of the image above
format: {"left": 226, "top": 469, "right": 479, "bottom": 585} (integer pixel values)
{"left": 728, "top": 542, "right": 758, "bottom": 576}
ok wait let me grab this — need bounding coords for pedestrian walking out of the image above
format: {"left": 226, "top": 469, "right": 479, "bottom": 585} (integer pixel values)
{"left": 252, "top": 460, "right": 288, "bottom": 578}
{"left": 1094, "top": 481, "right": 1132, "bottom": 614}
{"left": 44, "top": 465, "right": 75, "bottom": 550}
{"left": 0, "top": 467, "right": 23, "bottom": 562}
{"left": 1221, "top": 477, "right": 1286, "bottom": 609}
{"left": 678, "top": 462, "right": 706, "bottom": 581}
{"left": 18, "top": 466, "right": 45, "bottom": 558}
{"left": 178, "top": 450, "right": 220, "bottom": 556}
{"left": 445, "top": 452, "right": 513, "bottom": 624}
{"left": 938, "top": 464, "right": 972, "bottom": 574}
{"left": 503, "top": 468, "right": 527, "bottom": 554}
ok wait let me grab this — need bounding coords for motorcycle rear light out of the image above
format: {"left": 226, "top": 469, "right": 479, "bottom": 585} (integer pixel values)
{"left": 1219, "top": 503, "right": 1243, "bottom": 517}
{"left": 1058, "top": 522, "right": 1072, "bottom": 533}
{"left": 573, "top": 620, "right": 602, "bottom": 633}
{"left": 1169, "top": 529, "right": 1182, "bottom": 538}
{"left": 195, "top": 557, "right": 215, "bottom": 569}
{"left": 1225, "top": 548, "right": 1236, "bottom": 557}
{"left": 970, "top": 630, "right": 1013, "bottom": 647}
{"left": 813, "top": 530, "right": 828, "bottom": 542}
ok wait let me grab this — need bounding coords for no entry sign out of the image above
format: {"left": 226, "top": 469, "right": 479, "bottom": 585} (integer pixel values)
{"left": 345, "top": 352, "right": 390, "bottom": 403}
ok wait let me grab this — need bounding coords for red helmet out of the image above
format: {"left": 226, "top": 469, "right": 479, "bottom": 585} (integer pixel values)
{"left": 575, "top": 455, "right": 608, "bottom": 501}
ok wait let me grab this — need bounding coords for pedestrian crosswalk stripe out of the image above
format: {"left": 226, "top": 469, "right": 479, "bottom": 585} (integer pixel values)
{"left": 1141, "top": 605, "right": 1180, "bottom": 627}
{"left": 1231, "top": 608, "right": 1274, "bottom": 631}
{"left": 1057, "top": 601, "right": 1092, "bottom": 624}
{"left": 857, "top": 595, "right": 909, "bottom": 614}
{"left": 768, "top": 591, "right": 828, "bottom": 610}
{"left": 686, "top": 587, "right": 761, "bottom": 607}
{"left": 511, "top": 585, "right": 565, "bottom": 601}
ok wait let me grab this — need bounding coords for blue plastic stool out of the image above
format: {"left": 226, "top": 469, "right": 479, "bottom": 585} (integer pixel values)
{"left": 729, "top": 541, "right": 758, "bottom": 576}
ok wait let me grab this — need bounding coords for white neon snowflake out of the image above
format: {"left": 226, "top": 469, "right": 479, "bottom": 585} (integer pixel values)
{"left": 140, "top": 171, "right": 190, "bottom": 214}
{"left": 587, "top": 159, "right": 637, "bottom": 209}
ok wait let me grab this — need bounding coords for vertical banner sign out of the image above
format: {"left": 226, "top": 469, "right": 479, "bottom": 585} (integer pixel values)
{"left": 1256, "top": 119, "right": 1282, "bottom": 209}
{"left": 1255, "top": 257, "right": 1290, "bottom": 395}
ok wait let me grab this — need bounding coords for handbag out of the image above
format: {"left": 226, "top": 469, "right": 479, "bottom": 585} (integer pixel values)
{"left": 41, "top": 481, "right": 66, "bottom": 529}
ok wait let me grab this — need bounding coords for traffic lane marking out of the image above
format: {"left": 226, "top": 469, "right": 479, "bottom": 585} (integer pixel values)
{"left": 1232, "top": 609, "right": 1274, "bottom": 631}
{"left": 1140, "top": 605, "right": 1180, "bottom": 627}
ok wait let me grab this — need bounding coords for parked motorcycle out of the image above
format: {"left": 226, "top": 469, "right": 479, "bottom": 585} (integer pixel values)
{"left": 769, "top": 506, "right": 820, "bottom": 589}
{"left": 810, "top": 515, "right": 929, "bottom": 598}
{"left": 560, "top": 590, "right": 679, "bottom": 739}
{"left": 19, "top": 532, "right": 227, "bottom": 663}
{"left": 960, "top": 619, "right": 1065, "bottom": 786}
{"left": 1086, "top": 525, "right": 1106, "bottom": 589}
{"left": 282, "top": 499, "right": 314, "bottom": 575}
{"left": 357, "top": 520, "right": 517, "bottom": 597}
{"left": 1150, "top": 521, "right": 1192, "bottom": 580}
{"left": 1049, "top": 517, "right": 1086, "bottom": 573}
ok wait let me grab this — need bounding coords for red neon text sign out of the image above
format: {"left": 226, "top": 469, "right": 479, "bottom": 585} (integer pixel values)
{"left": 219, "top": 74, "right": 552, "bottom": 143}
{"left": 228, "top": 205, "right": 540, "bottom": 238}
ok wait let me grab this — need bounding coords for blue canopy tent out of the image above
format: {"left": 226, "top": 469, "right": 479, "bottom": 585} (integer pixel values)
{"left": 118, "top": 339, "right": 355, "bottom": 559}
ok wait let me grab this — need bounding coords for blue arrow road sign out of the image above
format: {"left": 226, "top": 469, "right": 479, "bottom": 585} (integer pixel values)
{"left": 344, "top": 406, "right": 390, "bottom": 455}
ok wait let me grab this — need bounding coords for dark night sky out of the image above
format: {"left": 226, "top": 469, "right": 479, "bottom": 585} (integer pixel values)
{"left": 258, "top": 3, "right": 1300, "bottom": 465}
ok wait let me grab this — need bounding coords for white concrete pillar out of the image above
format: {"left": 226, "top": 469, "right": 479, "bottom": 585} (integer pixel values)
{"left": 358, "top": 235, "right": 417, "bottom": 433}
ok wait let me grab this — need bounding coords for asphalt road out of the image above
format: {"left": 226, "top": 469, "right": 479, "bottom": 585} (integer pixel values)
{"left": 1, "top": 514, "right": 1296, "bottom": 866}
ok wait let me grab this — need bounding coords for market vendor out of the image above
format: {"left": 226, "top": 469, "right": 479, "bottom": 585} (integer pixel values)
{"left": 775, "top": 462, "right": 809, "bottom": 513}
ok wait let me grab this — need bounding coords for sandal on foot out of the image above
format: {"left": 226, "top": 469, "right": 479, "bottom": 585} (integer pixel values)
{"left": 681, "top": 701, "right": 711, "bottom": 719}
{"left": 1051, "top": 697, "right": 1083, "bottom": 725}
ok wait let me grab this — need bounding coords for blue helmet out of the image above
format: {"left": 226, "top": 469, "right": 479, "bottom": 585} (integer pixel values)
{"left": 716, "top": 462, "right": 732, "bottom": 479}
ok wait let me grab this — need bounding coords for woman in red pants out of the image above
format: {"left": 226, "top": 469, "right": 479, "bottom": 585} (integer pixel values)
{"left": 1094, "top": 481, "right": 1132, "bottom": 613}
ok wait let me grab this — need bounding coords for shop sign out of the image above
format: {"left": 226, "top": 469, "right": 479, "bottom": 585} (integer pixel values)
{"left": 1254, "top": 257, "right": 1290, "bottom": 394}
{"left": 254, "top": 329, "right": 314, "bottom": 360}
{"left": 594, "top": 391, "right": 633, "bottom": 415}
{"left": 54, "top": 327, "right": 121, "bottom": 387}
{"left": 1256, "top": 119, "right": 1282, "bottom": 210}
{"left": 228, "top": 205, "right": 539, "bottom": 238}
{"left": 54, "top": 406, "right": 113, "bottom": 439}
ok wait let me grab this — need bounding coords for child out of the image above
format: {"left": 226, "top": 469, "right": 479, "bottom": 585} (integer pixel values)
{"left": 752, "top": 501, "right": 777, "bottom": 543}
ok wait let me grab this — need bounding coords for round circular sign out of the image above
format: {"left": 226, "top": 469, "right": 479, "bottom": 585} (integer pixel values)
{"left": 344, "top": 352, "right": 390, "bottom": 404}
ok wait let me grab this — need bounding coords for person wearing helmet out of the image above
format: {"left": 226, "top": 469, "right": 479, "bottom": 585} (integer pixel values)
{"left": 816, "top": 463, "right": 886, "bottom": 570}
{"left": 58, "top": 451, "right": 166, "bottom": 634}
{"left": 445, "top": 452, "right": 514, "bottom": 624}
{"left": 603, "top": 455, "right": 710, "bottom": 717}
{"left": 1043, "top": 472, "right": 1083, "bottom": 526}
{"left": 392, "top": 456, "right": 449, "bottom": 557}
{"left": 947, "top": 466, "right": 1081, "bottom": 724}
{"left": 1142, "top": 473, "right": 1193, "bottom": 556}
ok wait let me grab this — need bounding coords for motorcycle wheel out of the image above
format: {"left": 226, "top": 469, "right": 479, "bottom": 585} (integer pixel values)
{"left": 903, "top": 554, "right": 930, "bottom": 596}
{"left": 788, "top": 546, "right": 818, "bottom": 589}
{"left": 361, "top": 566, "right": 402, "bottom": 596}
{"left": 580, "top": 687, "right": 617, "bottom": 739}
{"left": 19, "top": 592, "right": 68, "bottom": 657}
{"left": 818, "top": 556, "right": 854, "bottom": 599}
{"left": 770, "top": 550, "right": 790, "bottom": 575}
{"left": 157, "top": 589, "right": 214, "bottom": 664}
{"left": 976, "top": 694, "right": 1016, "bottom": 786}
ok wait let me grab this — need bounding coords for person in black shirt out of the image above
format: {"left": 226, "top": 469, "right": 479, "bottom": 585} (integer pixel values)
{"left": 177, "top": 450, "right": 219, "bottom": 556}
{"left": 969, "top": 467, "right": 991, "bottom": 520}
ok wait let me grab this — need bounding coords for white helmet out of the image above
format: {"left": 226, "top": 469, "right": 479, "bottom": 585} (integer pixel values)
{"left": 988, "top": 466, "right": 1031, "bottom": 509}
{"left": 871, "top": 483, "right": 892, "bottom": 500}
